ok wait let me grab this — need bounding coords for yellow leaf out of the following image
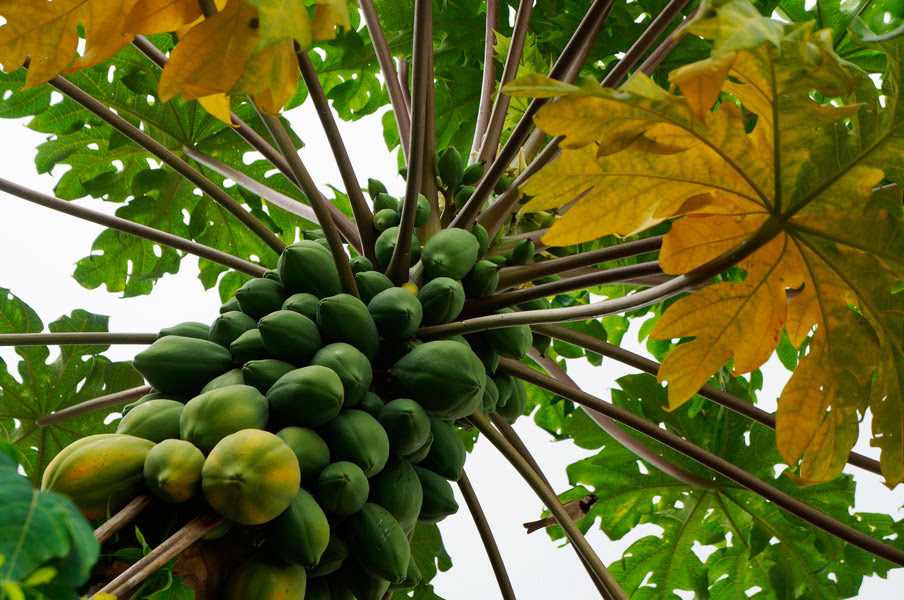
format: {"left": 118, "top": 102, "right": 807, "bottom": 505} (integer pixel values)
{"left": 199, "top": 93, "right": 235, "bottom": 125}
{"left": 175, "top": 0, "right": 229, "bottom": 37}
{"left": 312, "top": 0, "right": 351, "bottom": 41}
{"left": 670, "top": 54, "right": 735, "bottom": 122}
{"left": 231, "top": 39, "right": 299, "bottom": 114}
{"left": 123, "top": 0, "right": 203, "bottom": 34}
{"left": 248, "top": 0, "right": 312, "bottom": 49}
{"left": 659, "top": 214, "right": 762, "bottom": 274}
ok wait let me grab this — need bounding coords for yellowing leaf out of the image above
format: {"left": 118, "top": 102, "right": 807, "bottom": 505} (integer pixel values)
{"left": 670, "top": 54, "right": 735, "bottom": 122}
{"left": 199, "top": 93, "right": 235, "bottom": 125}
{"left": 312, "top": 0, "right": 351, "bottom": 41}
{"left": 230, "top": 39, "right": 299, "bottom": 114}
{"left": 123, "top": 0, "right": 203, "bottom": 34}
{"left": 248, "top": 0, "right": 312, "bottom": 49}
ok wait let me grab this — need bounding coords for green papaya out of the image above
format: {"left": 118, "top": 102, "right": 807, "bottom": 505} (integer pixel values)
{"left": 414, "top": 193, "right": 431, "bottom": 227}
{"left": 492, "top": 373, "right": 513, "bottom": 408}
{"left": 359, "top": 391, "right": 384, "bottom": 417}
{"left": 199, "top": 368, "right": 244, "bottom": 393}
{"left": 374, "top": 337, "right": 422, "bottom": 369}
{"left": 367, "top": 457, "right": 422, "bottom": 534}
{"left": 390, "top": 340, "right": 486, "bottom": 420}
{"left": 510, "top": 238, "right": 535, "bottom": 265}
{"left": 221, "top": 556, "right": 306, "bottom": 600}
{"left": 482, "top": 375, "right": 500, "bottom": 413}
{"left": 263, "top": 269, "right": 282, "bottom": 283}
{"left": 157, "top": 321, "right": 209, "bottom": 340}
{"left": 278, "top": 240, "right": 342, "bottom": 298}
{"left": 421, "top": 228, "right": 480, "bottom": 281}
{"left": 324, "top": 410, "right": 390, "bottom": 477}
{"left": 387, "top": 555, "right": 421, "bottom": 593}
{"left": 374, "top": 227, "right": 421, "bottom": 268}
{"left": 316, "top": 461, "right": 369, "bottom": 517}
{"left": 373, "top": 208, "right": 400, "bottom": 231}
{"left": 462, "top": 260, "right": 499, "bottom": 298}
{"left": 133, "top": 335, "right": 234, "bottom": 396}
{"left": 373, "top": 192, "right": 399, "bottom": 213}
{"left": 219, "top": 296, "right": 241, "bottom": 314}
{"left": 242, "top": 359, "right": 295, "bottom": 394}
{"left": 494, "top": 376, "right": 527, "bottom": 424}
{"left": 209, "top": 311, "right": 257, "bottom": 348}
{"left": 418, "top": 277, "right": 465, "bottom": 326}
{"left": 281, "top": 292, "right": 320, "bottom": 321}
{"left": 494, "top": 173, "right": 512, "bottom": 195}
{"left": 305, "top": 579, "right": 331, "bottom": 600}
{"left": 348, "top": 503, "right": 410, "bottom": 583}
{"left": 466, "top": 334, "right": 499, "bottom": 373}
{"left": 444, "top": 335, "right": 471, "bottom": 348}
{"left": 340, "top": 561, "right": 390, "bottom": 600}
{"left": 235, "top": 277, "right": 287, "bottom": 320}
{"left": 367, "top": 178, "right": 388, "bottom": 199}
{"left": 481, "top": 309, "right": 532, "bottom": 359}
{"left": 267, "top": 365, "right": 345, "bottom": 428}
{"left": 367, "top": 287, "right": 423, "bottom": 338}
{"left": 259, "top": 310, "right": 322, "bottom": 365}
{"left": 486, "top": 254, "right": 508, "bottom": 267}
{"left": 311, "top": 343, "right": 372, "bottom": 407}
{"left": 415, "top": 467, "right": 459, "bottom": 523}
{"left": 143, "top": 438, "right": 204, "bottom": 503}
{"left": 41, "top": 434, "right": 154, "bottom": 520}
{"left": 453, "top": 185, "right": 475, "bottom": 211}
{"left": 307, "top": 532, "right": 348, "bottom": 577}
{"left": 317, "top": 294, "right": 379, "bottom": 361}
{"left": 349, "top": 256, "right": 374, "bottom": 275}
{"left": 277, "top": 426, "right": 330, "bottom": 486}
{"left": 115, "top": 399, "right": 184, "bottom": 442}
{"left": 354, "top": 270, "right": 394, "bottom": 305}
{"left": 471, "top": 223, "right": 489, "bottom": 259}
{"left": 461, "top": 161, "right": 484, "bottom": 185}
{"left": 419, "top": 419, "right": 466, "bottom": 481}
{"left": 122, "top": 391, "right": 186, "bottom": 415}
{"left": 269, "top": 488, "right": 331, "bottom": 568}
{"left": 403, "top": 433, "right": 433, "bottom": 464}
{"left": 180, "top": 385, "right": 269, "bottom": 454}
{"left": 304, "top": 229, "right": 326, "bottom": 241}
{"left": 532, "top": 333, "right": 551, "bottom": 355}
{"left": 437, "top": 146, "right": 464, "bottom": 189}
{"left": 230, "top": 328, "right": 269, "bottom": 364}
{"left": 377, "top": 398, "right": 431, "bottom": 456}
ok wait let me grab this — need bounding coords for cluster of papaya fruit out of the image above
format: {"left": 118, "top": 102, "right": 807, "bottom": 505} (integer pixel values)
{"left": 40, "top": 167, "right": 539, "bottom": 599}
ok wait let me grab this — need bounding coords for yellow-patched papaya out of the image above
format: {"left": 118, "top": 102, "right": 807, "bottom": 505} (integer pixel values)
{"left": 143, "top": 439, "right": 204, "bottom": 503}
{"left": 276, "top": 426, "right": 330, "bottom": 486}
{"left": 221, "top": 556, "right": 306, "bottom": 600}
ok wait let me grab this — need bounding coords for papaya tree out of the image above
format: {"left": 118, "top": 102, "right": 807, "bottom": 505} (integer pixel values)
{"left": 1, "top": 0, "right": 904, "bottom": 598}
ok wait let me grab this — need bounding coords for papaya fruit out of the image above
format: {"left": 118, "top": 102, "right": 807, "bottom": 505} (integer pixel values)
{"left": 461, "top": 161, "right": 484, "bottom": 185}
{"left": 242, "top": 359, "right": 294, "bottom": 394}
{"left": 482, "top": 375, "right": 500, "bottom": 413}
{"left": 304, "top": 229, "right": 327, "bottom": 241}
{"left": 367, "top": 456, "right": 422, "bottom": 534}
{"left": 311, "top": 343, "right": 372, "bottom": 407}
{"left": 486, "top": 254, "right": 507, "bottom": 267}
{"left": 354, "top": 270, "right": 394, "bottom": 305}
{"left": 492, "top": 373, "right": 513, "bottom": 408}
{"left": 481, "top": 309, "right": 532, "bottom": 359}
{"left": 305, "top": 579, "right": 331, "bottom": 600}
{"left": 180, "top": 384, "right": 269, "bottom": 454}
{"left": 373, "top": 208, "right": 400, "bottom": 231}
{"left": 220, "top": 296, "right": 241, "bottom": 314}
{"left": 421, "top": 228, "right": 480, "bottom": 281}
{"left": 341, "top": 561, "right": 390, "bottom": 600}
{"left": 419, "top": 418, "right": 466, "bottom": 481}
{"left": 377, "top": 398, "right": 431, "bottom": 456}
{"left": 143, "top": 439, "right": 204, "bottom": 503}
{"left": 367, "top": 287, "right": 423, "bottom": 338}
{"left": 462, "top": 259, "right": 499, "bottom": 298}
{"left": 263, "top": 269, "right": 283, "bottom": 283}
{"left": 510, "top": 238, "right": 535, "bottom": 265}
{"left": 209, "top": 311, "right": 257, "bottom": 348}
{"left": 132, "top": 335, "right": 234, "bottom": 396}
{"left": 122, "top": 391, "right": 186, "bottom": 415}
{"left": 229, "top": 328, "right": 269, "bottom": 364}
{"left": 235, "top": 277, "right": 287, "bottom": 320}
{"left": 418, "top": 277, "right": 466, "bottom": 326}
{"left": 372, "top": 192, "right": 398, "bottom": 213}
{"left": 157, "top": 321, "right": 209, "bottom": 340}
{"left": 414, "top": 467, "right": 459, "bottom": 523}
{"left": 387, "top": 555, "right": 422, "bottom": 593}
{"left": 367, "top": 178, "right": 388, "bottom": 199}
{"left": 413, "top": 193, "right": 431, "bottom": 227}
{"left": 348, "top": 503, "right": 410, "bottom": 583}
{"left": 466, "top": 334, "right": 499, "bottom": 373}
{"left": 437, "top": 146, "right": 463, "bottom": 189}
{"left": 453, "top": 185, "right": 475, "bottom": 211}
{"left": 269, "top": 488, "right": 331, "bottom": 568}
{"left": 41, "top": 433, "right": 154, "bottom": 520}
{"left": 403, "top": 433, "right": 433, "bottom": 464}
{"left": 374, "top": 227, "right": 421, "bottom": 268}
{"left": 359, "top": 391, "right": 384, "bottom": 418}
{"left": 307, "top": 532, "right": 348, "bottom": 577}
{"left": 471, "top": 223, "right": 489, "bottom": 259}
{"left": 281, "top": 292, "right": 320, "bottom": 321}
{"left": 316, "top": 294, "right": 379, "bottom": 361}
{"left": 276, "top": 426, "right": 330, "bottom": 487}
{"left": 494, "top": 376, "right": 527, "bottom": 424}
{"left": 374, "top": 337, "right": 422, "bottom": 369}
{"left": 267, "top": 365, "right": 345, "bottom": 428}
{"left": 258, "top": 310, "right": 322, "bottom": 365}
{"left": 278, "top": 240, "right": 342, "bottom": 298}
{"left": 349, "top": 256, "right": 374, "bottom": 275}
{"left": 203, "top": 429, "right": 301, "bottom": 525}
{"left": 316, "top": 461, "right": 369, "bottom": 517}
{"left": 324, "top": 410, "right": 390, "bottom": 477}
{"left": 221, "top": 556, "right": 306, "bottom": 600}
{"left": 115, "top": 399, "right": 184, "bottom": 443}
{"left": 390, "top": 340, "right": 486, "bottom": 420}
{"left": 199, "top": 368, "right": 244, "bottom": 393}
{"left": 532, "top": 332, "right": 551, "bottom": 355}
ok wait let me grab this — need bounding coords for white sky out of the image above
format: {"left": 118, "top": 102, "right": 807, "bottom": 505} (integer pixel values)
{"left": 0, "top": 93, "right": 902, "bottom": 599}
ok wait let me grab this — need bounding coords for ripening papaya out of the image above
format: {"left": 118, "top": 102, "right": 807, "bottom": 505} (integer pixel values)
{"left": 481, "top": 309, "right": 532, "bottom": 359}
{"left": 390, "top": 341, "right": 486, "bottom": 420}
{"left": 415, "top": 467, "right": 459, "bottom": 523}
{"left": 41, "top": 433, "right": 154, "bottom": 520}
{"left": 324, "top": 410, "right": 390, "bottom": 477}
{"left": 307, "top": 532, "right": 348, "bottom": 577}
{"left": 317, "top": 294, "right": 379, "bottom": 361}
{"left": 374, "top": 227, "right": 421, "bottom": 268}
{"left": 354, "top": 270, "right": 394, "bottom": 305}
{"left": 258, "top": 310, "right": 322, "bottom": 365}
{"left": 157, "top": 321, "right": 210, "bottom": 340}
{"left": 377, "top": 398, "right": 431, "bottom": 456}
{"left": 419, "top": 418, "right": 466, "bottom": 481}
{"left": 281, "top": 292, "right": 320, "bottom": 321}
{"left": 268, "top": 488, "right": 331, "bottom": 568}
{"left": 418, "top": 277, "right": 465, "bottom": 326}
{"left": 180, "top": 384, "right": 269, "bottom": 454}
{"left": 267, "top": 365, "right": 345, "bottom": 428}
{"left": 311, "top": 343, "right": 372, "bottom": 407}
{"left": 202, "top": 429, "right": 300, "bottom": 525}
{"left": 367, "top": 287, "right": 423, "bottom": 339}
{"left": 421, "top": 228, "right": 480, "bottom": 281}
{"left": 373, "top": 208, "right": 401, "bottom": 231}
{"left": 142, "top": 439, "right": 204, "bottom": 503}
{"left": 278, "top": 240, "right": 342, "bottom": 298}
{"left": 276, "top": 426, "right": 330, "bottom": 487}
{"left": 209, "top": 311, "right": 258, "bottom": 348}
{"left": 235, "top": 277, "right": 287, "bottom": 320}
{"left": 367, "top": 456, "right": 422, "bottom": 534}
{"left": 230, "top": 328, "right": 269, "bottom": 364}
{"left": 132, "top": 335, "right": 234, "bottom": 396}
{"left": 462, "top": 260, "right": 499, "bottom": 298}
{"left": 220, "top": 556, "right": 306, "bottom": 600}
{"left": 348, "top": 503, "right": 410, "bottom": 583}
{"left": 494, "top": 376, "right": 527, "bottom": 424}
{"left": 242, "top": 359, "right": 295, "bottom": 394}
{"left": 316, "top": 461, "right": 370, "bottom": 517}
{"left": 199, "top": 368, "right": 244, "bottom": 393}
{"left": 349, "top": 256, "right": 374, "bottom": 275}
{"left": 115, "top": 399, "right": 184, "bottom": 443}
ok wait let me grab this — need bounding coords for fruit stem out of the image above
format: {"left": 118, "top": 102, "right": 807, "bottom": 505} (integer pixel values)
{"left": 470, "top": 411, "right": 629, "bottom": 600}
{"left": 36, "top": 386, "right": 152, "bottom": 428}
{"left": 470, "top": 0, "right": 499, "bottom": 163}
{"left": 94, "top": 495, "right": 153, "bottom": 543}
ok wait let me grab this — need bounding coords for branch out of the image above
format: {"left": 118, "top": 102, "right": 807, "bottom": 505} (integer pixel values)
{"left": 0, "top": 332, "right": 157, "bottom": 346}
{"left": 94, "top": 495, "right": 153, "bottom": 544}
{"left": 470, "top": 0, "right": 499, "bottom": 162}
{"left": 0, "top": 177, "right": 267, "bottom": 278}
{"left": 631, "top": 5, "right": 700, "bottom": 80}
{"left": 36, "top": 386, "right": 151, "bottom": 427}
{"left": 398, "top": 58, "right": 412, "bottom": 111}
{"left": 470, "top": 411, "right": 627, "bottom": 600}
{"left": 43, "top": 75, "right": 285, "bottom": 256}
{"left": 296, "top": 51, "right": 378, "bottom": 264}
{"left": 499, "top": 360, "right": 904, "bottom": 567}
{"left": 456, "top": 471, "right": 517, "bottom": 600}
{"left": 359, "top": 0, "right": 411, "bottom": 163}
{"left": 531, "top": 323, "right": 884, "bottom": 477}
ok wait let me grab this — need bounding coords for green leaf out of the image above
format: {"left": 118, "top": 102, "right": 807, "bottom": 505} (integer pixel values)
{"left": 409, "top": 523, "right": 452, "bottom": 584}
